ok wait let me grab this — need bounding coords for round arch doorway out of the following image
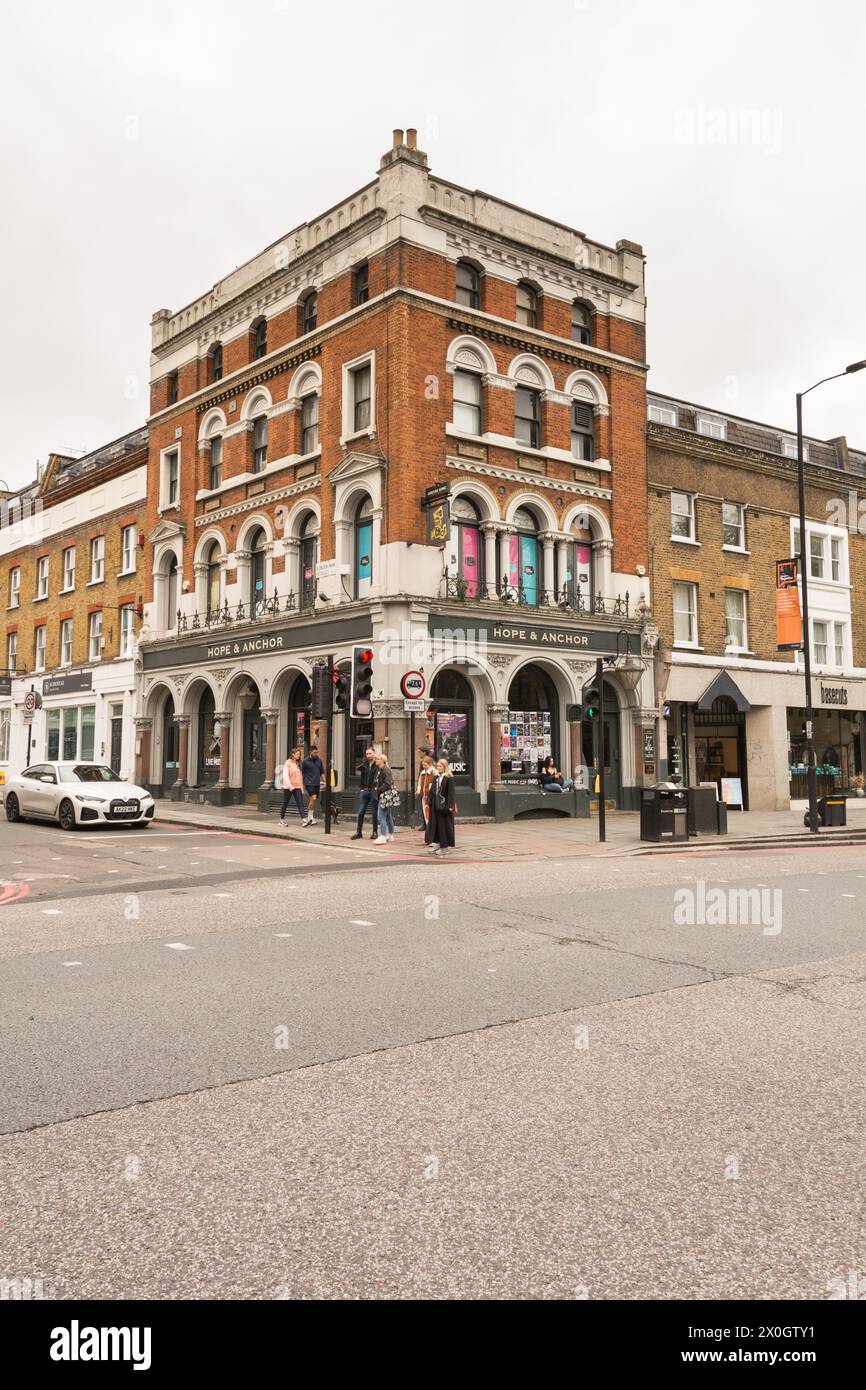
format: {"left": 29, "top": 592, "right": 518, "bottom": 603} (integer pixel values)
{"left": 239, "top": 681, "right": 265, "bottom": 800}
{"left": 161, "top": 692, "right": 178, "bottom": 791}
{"left": 501, "top": 663, "right": 558, "bottom": 781}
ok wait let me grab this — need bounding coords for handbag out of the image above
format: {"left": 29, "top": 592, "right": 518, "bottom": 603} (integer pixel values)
{"left": 380, "top": 787, "right": 400, "bottom": 809}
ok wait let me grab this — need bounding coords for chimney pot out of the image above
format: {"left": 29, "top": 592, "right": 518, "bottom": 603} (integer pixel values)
{"left": 406, "top": 127, "right": 417, "bottom": 149}
{"left": 392, "top": 128, "right": 404, "bottom": 148}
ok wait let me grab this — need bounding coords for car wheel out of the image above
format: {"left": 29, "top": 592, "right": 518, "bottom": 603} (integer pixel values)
{"left": 5, "top": 793, "right": 23, "bottom": 823}
{"left": 58, "top": 799, "right": 77, "bottom": 832}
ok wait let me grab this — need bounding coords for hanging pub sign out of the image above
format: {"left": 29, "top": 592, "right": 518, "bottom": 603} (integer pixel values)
{"left": 423, "top": 482, "right": 451, "bottom": 547}
{"left": 775, "top": 557, "right": 802, "bottom": 651}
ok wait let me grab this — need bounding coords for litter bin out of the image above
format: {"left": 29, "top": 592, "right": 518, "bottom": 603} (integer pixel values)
{"left": 640, "top": 783, "right": 689, "bottom": 843}
{"left": 687, "top": 785, "right": 719, "bottom": 835}
{"left": 805, "top": 795, "right": 847, "bottom": 828}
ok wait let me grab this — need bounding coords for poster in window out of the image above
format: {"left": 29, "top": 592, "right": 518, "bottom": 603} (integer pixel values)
{"left": 434, "top": 712, "right": 469, "bottom": 774}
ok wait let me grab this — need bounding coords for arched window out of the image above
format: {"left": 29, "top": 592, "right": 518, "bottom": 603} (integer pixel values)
{"left": 516, "top": 282, "right": 538, "bottom": 328}
{"left": 456, "top": 261, "right": 480, "bottom": 309}
{"left": 300, "top": 390, "right": 319, "bottom": 454}
{"left": 252, "top": 414, "right": 268, "bottom": 473}
{"left": 252, "top": 318, "right": 267, "bottom": 360}
{"left": 428, "top": 669, "right": 473, "bottom": 780}
{"left": 165, "top": 554, "right": 178, "bottom": 629}
{"left": 197, "top": 687, "right": 221, "bottom": 785}
{"left": 208, "top": 428, "right": 223, "bottom": 489}
{"left": 515, "top": 385, "right": 541, "bottom": 450}
{"left": 451, "top": 496, "right": 483, "bottom": 598}
{"left": 564, "top": 517, "right": 594, "bottom": 607}
{"left": 571, "top": 301, "right": 592, "bottom": 345}
{"left": 509, "top": 506, "right": 540, "bottom": 606}
{"left": 287, "top": 674, "right": 312, "bottom": 758}
{"left": 354, "top": 496, "right": 373, "bottom": 598}
{"left": 209, "top": 343, "right": 223, "bottom": 384}
{"left": 502, "top": 664, "right": 558, "bottom": 779}
{"left": 248, "top": 526, "right": 268, "bottom": 614}
{"left": 302, "top": 291, "right": 318, "bottom": 335}
{"left": 353, "top": 261, "right": 369, "bottom": 305}
{"left": 453, "top": 366, "right": 483, "bottom": 435}
{"left": 571, "top": 402, "right": 595, "bottom": 461}
{"left": 205, "top": 542, "right": 221, "bottom": 618}
{"left": 299, "top": 512, "right": 318, "bottom": 611}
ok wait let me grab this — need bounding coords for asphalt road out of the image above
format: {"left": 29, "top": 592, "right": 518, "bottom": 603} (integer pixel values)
{"left": 1, "top": 819, "right": 865, "bottom": 1298}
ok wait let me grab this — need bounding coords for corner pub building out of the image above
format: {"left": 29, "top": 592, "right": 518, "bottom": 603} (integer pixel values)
{"left": 134, "top": 130, "right": 659, "bottom": 818}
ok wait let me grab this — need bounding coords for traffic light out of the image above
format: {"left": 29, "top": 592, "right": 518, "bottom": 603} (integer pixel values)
{"left": 565, "top": 703, "right": 583, "bottom": 722}
{"left": 311, "top": 662, "right": 333, "bottom": 720}
{"left": 583, "top": 684, "right": 600, "bottom": 721}
{"left": 351, "top": 646, "right": 374, "bottom": 718}
{"left": 333, "top": 667, "right": 350, "bottom": 713}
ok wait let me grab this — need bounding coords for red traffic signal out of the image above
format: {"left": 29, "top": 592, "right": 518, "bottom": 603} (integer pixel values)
{"left": 351, "top": 646, "right": 374, "bottom": 718}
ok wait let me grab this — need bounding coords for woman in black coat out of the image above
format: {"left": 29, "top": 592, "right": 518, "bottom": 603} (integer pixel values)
{"left": 426, "top": 758, "right": 456, "bottom": 855}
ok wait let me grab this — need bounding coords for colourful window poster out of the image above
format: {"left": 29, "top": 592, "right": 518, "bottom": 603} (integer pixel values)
{"left": 356, "top": 520, "right": 372, "bottom": 595}
{"left": 459, "top": 525, "right": 480, "bottom": 598}
{"left": 520, "top": 536, "right": 538, "bottom": 606}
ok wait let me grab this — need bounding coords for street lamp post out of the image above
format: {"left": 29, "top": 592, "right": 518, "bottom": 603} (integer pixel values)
{"left": 797, "top": 360, "right": 866, "bottom": 834}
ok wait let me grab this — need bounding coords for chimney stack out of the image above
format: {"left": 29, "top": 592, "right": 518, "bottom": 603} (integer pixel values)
{"left": 406, "top": 127, "right": 417, "bottom": 149}
{"left": 392, "top": 128, "right": 404, "bottom": 148}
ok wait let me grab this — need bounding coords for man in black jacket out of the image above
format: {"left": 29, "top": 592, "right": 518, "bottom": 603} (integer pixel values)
{"left": 351, "top": 746, "right": 379, "bottom": 840}
{"left": 300, "top": 744, "right": 325, "bottom": 826}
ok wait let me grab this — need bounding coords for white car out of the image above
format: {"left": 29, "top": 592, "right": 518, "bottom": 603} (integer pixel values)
{"left": 3, "top": 761, "right": 155, "bottom": 831}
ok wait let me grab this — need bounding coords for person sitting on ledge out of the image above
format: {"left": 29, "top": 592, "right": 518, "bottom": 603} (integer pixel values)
{"left": 539, "top": 757, "right": 574, "bottom": 792}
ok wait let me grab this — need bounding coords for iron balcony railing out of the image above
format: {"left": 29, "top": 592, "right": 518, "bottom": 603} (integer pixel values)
{"left": 173, "top": 585, "right": 316, "bottom": 636}
{"left": 440, "top": 573, "right": 631, "bottom": 618}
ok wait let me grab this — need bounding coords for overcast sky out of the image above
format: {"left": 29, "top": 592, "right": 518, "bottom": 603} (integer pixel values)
{"left": 1, "top": 0, "right": 864, "bottom": 489}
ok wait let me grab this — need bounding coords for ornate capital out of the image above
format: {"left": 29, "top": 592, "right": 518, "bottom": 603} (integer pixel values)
{"left": 173, "top": 715, "right": 191, "bottom": 730}
{"left": 134, "top": 717, "right": 152, "bottom": 732}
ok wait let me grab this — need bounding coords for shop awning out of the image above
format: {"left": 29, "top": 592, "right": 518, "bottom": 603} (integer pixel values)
{"left": 695, "top": 670, "right": 751, "bottom": 713}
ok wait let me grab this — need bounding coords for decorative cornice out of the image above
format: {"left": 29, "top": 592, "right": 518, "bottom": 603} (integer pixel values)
{"left": 445, "top": 456, "right": 611, "bottom": 500}
{"left": 193, "top": 475, "right": 320, "bottom": 527}
{"left": 647, "top": 422, "right": 854, "bottom": 488}
{"left": 195, "top": 345, "right": 321, "bottom": 415}
{"left": 446, "top": 316, "right": 612, "bottom": 375}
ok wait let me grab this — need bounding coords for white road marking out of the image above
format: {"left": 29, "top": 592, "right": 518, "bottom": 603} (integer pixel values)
{"left": 275, "top": 932, "right": 293, "bottom": 938}
{"left": 42, "top": 909, "right": 62, "bottom": 915}
{"left": 841, "top": 894, "right": 856, "bottom": 898}
{"left": 62, "top": 961, "right": 82, "bottom": 967}
{"left": 213, "top": 892, "right": 232, "bottom": 898}
{"left": 797, "top": 889, "right": 810, "bottom": 893}
{"left": 165, "top": 942, "right": 193, "bottom": 951}
{"left": 350, "top": 919, "right": 374, "bottom": 926}
{"left": 107, "top": 869, "right": 119, "bottom": 874}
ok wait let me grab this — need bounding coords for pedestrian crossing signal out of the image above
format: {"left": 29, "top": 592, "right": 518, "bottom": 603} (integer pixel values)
{"left": 333, "top": 668, "right": 350, "bottom": 713}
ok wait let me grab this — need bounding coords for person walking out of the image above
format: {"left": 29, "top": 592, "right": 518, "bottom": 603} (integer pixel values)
{"left": 351, "top": 746, "right": 379, "bottom": 840}
{"left": 372, "top": 752, "right": 397, "bottom": 844}
{"left": 416, "top": 751, "right": 435, "bottom": 832}
{"left": 426, "top": 757, "right": 456, "bottom": 856}
{"left": 300, "top": 743, "right": 325, "bottom": 826}
{"left": 278, "top": 748, "right": 306, "bottom": 826}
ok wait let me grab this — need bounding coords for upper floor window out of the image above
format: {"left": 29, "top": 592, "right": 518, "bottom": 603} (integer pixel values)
{"left": 209, "top": 435, "right": 223, "bottom": 490}
{"left": 452, "top": 496, "right": 483, "bottom": 599}
{"left": 6, "top": 630, "right": 16, "bottom": 673}
{"left": 36, "top": 555, "right": 49, "bottom": 599}
{"left": 248, "top": 527, "right": 268, "bottom": 614}
{"left": 167, "top": 370, "right": 179, "bottom": 405}
{"left": 252, "top": 415, "right": 268, "bottom": 474}
{"left": 697, "top": 415, "right": 726, "bottom": 440}
{"left": 453, "top": 369, "right": 483, "bottom": 435}
{"left": 252, "top": 318, "right": 267, "bottom": 360}
{"left": 722, "top": 502, "right": 745, "bottom": 549}
{"left": 62, "top": 546, "right": 76, "bottom": 590}
{"left": 571, "top": 301, "right": 592, "bottom": 345}
{"left": 299, "top": 512, "right": 318, "bottom": 611}
{"left": 831, "top": 536, "right": 842, "bottom": 582}
{"left": 571, "top": 403, "right": 595, "bottom": 461}
{"left": 34, "top": 624, "right": 46, "bottom": 671}
{"left": 119, "top": 604, "right": 135, "bottom": 658}
{"left": 671, "top": 491, "right": 696, "bottom": 542}
{"left": 301, "top": 392, "right": 319, "bottom": 454}
{"left": 90, "top": 536, "right": 105, "bottom": 583}
{"left": 354, "top": 496, "right": 374, "bottom": 598}
{"left": 516, "top": 281, "right": 538, "bottom": 328}
{"left": 205, "top": 542, "right": 221, "bottom": 617}
{"left": 209, "top": 343, "right": 223, "bottom": 384}
{"left": 302, "top": 291, "right": 318, "bottom": 335}
{"left": 648, "top": 403, "right": 677, "bottom": 426}
{"left": 120, "top": 525, "right": 137, "bottom": 574}
{"left": 782, "top": 438, "right": 809, "bottom": 461}
{"left": 353, "top": 262, "right": 369, "bottom": 306}
{"left": 9, "top": 567, "right": 20, "bottom": 607}
{"left": 88, "top": 610, "right": 102, "bottom": 661}
{"left": 672, "top": 581, "right": 698, "bottom": 646}
{"left": 163, "top": 449, "right": 179, "bottom": 508}
{"left": 724, "top": 590, "right": 748, "bottom": 652}
{"left": 515, "top": 385, "right": 541, "bottom": 450}
{"left": 60, "top": 618, "right": 74, "bottom": 667}
{"left": 352, "top": 363, "right": 371, "bottom": 433}
{"left": 456, "top": 261, "right": 480, "bottom": 310}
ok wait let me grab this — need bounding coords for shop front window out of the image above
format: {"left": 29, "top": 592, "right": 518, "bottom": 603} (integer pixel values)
{"left": 787, "top": 706, "right": 862, "bottom": 796}
{"left": 501, "top": 663, "right": 557, "bottom": 781}
{"left": 287, "top": 675, "right": 312, "bottom": 759}
{"left": 46, "top": 709, "right": 61, "bottom": 761}
{"left": 426, "top": 669, "right": 473, "bottom": 779}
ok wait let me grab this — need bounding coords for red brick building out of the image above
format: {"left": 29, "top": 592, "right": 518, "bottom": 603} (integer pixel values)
{"left": 137, "top": 130, "right": 655, "bottom": 815}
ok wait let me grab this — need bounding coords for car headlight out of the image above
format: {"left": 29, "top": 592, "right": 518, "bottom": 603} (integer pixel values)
{"left": 74, "top": 794, "right": 105, "bottom": 804}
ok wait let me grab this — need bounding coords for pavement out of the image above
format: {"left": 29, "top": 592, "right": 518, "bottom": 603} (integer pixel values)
{"left": 1, "top": 817, "right": 865, "bottom": 1299}
{"left": 151, "top": 793, "right": 866, "bottom": 859}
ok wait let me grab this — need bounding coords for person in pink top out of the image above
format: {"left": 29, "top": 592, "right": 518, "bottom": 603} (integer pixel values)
{"left": 278, "top": 748, "right": 306, "bottom": 826}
